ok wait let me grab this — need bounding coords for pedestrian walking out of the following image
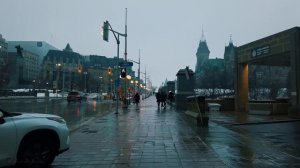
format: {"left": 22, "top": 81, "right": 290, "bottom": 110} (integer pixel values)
{"left": 155, "top": 91, "right": 162, "bottom": 108}
{"left": 168, "top": 91, "right": 174, "bottom": 105}
{"left": 134, "top": 92, "right": 140, "bottom": 106}
{"left": 161, "top": 91, "right": 167, "bottom": 108}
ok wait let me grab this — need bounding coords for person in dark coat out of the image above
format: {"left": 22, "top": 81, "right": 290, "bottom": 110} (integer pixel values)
{"left": 155, "top": 91, "right": 162, "bottom": 107}
{"left": 161, "top": 91, "right": 167, "bottom": 108}
{"left": 134, "top": 92, "right": 140, "bottom": 106}
{"left": 168, "top": 91, "right": 174, "bottom": 104}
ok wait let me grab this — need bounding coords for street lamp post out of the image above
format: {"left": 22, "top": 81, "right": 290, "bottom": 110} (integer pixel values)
{"left": 55, "top": 63, "right": 61, "bottom": 92}
{"left": 84, "top": 71, "right": 88, "bottom": 92}
{"left": 99, "top": 76, "right": 103, "bottom": 95}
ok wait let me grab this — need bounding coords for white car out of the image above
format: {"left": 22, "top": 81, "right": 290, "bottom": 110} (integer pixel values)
{"left": 0, "top": 108, "right": 70, "bottom": 167}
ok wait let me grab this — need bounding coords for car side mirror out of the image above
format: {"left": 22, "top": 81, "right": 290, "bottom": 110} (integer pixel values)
{"left": 0, "top": 111, "right": 4, "bottom": 124}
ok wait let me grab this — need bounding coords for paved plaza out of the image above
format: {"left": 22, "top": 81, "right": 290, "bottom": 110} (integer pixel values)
{"left": 52, "top": 96, "right": 300, "bottom": 168}
{"left": 53, "top": 96, "right": 227, "bottom": 168}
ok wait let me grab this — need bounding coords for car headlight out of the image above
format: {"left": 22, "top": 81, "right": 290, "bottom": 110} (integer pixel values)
{"left": 47, "top": 117, "right": 66, "bottom": 124}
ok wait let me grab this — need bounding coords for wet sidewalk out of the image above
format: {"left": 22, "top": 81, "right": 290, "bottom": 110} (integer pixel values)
{"left": 207, "top": 109, "right": 299, "bottom": 126}
{"left": 53, "top": 96, "right": 227, "bottom": 168}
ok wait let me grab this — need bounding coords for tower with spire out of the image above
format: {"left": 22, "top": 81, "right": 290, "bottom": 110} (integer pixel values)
{"left": 195, "top": 30, "right": 210, "bottom": 81}
{"left": 63, "top": 43, "right": 73, "bottom": 52}
{"left": 223, "top": 35, "right": 237, "bottom": 89}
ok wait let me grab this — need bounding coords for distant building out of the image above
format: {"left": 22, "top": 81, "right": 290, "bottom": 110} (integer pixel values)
{"left": 8, "top": 41, "right": 58, "bottom": 65}
{"left": 195, "top": 32, "right": 210, "bottom": 83}
{"left": 0, "top": 34, "right": 8, "bottom": 88}
{"left": 6, "top": 52, "right": 23, "bottom": 89}
{"left": 20, "top": 50, "right": 39, "bottom": 83}
{"left": 223, "top": 37, "right": 237, "bottom": 89}
{"left": 194, "top": 32, "right": 236, "bottom": 91}
{"left": 85, "top": 55, "right": 135, "bottom": 93}
{"left": 0, "top": 34, "right": 8, "bottom": 66}
{"left": 41, "top": 43, "right": 85, "bottom": 91}
{"left": 1, "top": 36, "right": 40, "bottom": 89}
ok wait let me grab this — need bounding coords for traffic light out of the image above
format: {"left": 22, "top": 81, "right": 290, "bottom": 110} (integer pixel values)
{"left": 108, "top": 67, "right": 112, "bottom": 75}
{"left": 77, "top": 65, "right": 82, "bottom": 73}
{"left": 121, "top": 68, "right": 126, "bottom": 78}
{"left": 102, "top": 21, "right": 109, "bottom": 42}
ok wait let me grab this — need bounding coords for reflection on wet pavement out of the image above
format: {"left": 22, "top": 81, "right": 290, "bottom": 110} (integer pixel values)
{"left": 2, "top": 97, "right": 300, "bottom": 167}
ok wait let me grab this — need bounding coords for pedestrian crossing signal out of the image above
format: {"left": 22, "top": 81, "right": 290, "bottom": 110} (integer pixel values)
{"left": 121, "top": 68, "right": 126, "bottom": 78}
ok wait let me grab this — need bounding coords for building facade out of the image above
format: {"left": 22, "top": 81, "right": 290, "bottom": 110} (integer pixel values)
{"left": 2, "top": 39, "right": 141, "bottom": 93}
{"left": 8, "top": 41, "right": 58, "bottom": 65}
{"left": 223, "top": 38, "right": 237, "bottom": 89}
{"left": 41, "top": 44, "right": 85, "bottom": 91}
{"left": 195, "top": 33, "right": 236, "bottom": 92}
{"left": 0, "top": 34, "right": 8, "bottom": 88}
{"left": 21, "top": 50, "right": 39, "bottom": 83}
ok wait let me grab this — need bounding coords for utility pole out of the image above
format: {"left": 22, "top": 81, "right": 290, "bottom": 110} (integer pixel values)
{"left": 125, "top": 8, "right": 128, "bottom": 61}
{"left": 123, "top": 8, "right": 129, "bottom": 108}
{"left": 138, "top": 49, "right": 141, "bottom": 93}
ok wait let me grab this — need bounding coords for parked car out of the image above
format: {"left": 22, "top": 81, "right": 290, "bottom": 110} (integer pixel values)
{"left": 0, "top": 108, "right": 70, "bottom": 167}
{"left": 67, "top": 91, "right": 87, "bottom": 102}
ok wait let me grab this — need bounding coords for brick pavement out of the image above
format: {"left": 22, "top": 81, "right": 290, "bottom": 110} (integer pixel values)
{"left": 52, "top": 96, "right": 227, "bottom": 168}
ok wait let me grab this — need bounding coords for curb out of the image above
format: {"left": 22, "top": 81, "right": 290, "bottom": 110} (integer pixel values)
{"left": 231, "top": 119, "right": 300, "bottom": 126}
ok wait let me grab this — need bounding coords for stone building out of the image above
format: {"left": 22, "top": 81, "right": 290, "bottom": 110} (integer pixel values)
{"left": 195, "top": 32, "right": 236, "bottom": 91}
{"left": 195, "top": 32, "right": 210, "bottom": 84}
{"left": 0, "top": 34, "right": 8, "bottom": 88}
{"left": 85, "top": 55, "right": 135, "bottom": 93}
{"left": 223, "top": 38, "right": 237, "bottom": 89}
{"left": 41, "top": 43, "right": 136, "bottom": 93}
{"left": 41, "top": 43, "right": 85, "bottom": 91}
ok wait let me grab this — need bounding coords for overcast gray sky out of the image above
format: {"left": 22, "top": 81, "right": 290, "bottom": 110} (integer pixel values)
{"left": 1, "top": 0, "right": 300, "bottom": 87}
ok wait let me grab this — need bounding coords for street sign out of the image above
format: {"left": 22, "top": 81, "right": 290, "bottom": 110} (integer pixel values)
{"left": 118, "top": 61, "right": 133, "bottom": 67}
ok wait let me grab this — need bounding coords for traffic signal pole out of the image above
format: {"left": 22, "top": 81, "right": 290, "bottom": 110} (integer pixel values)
{"left": 102, "top": 12, "right": 127, "bottom": 114}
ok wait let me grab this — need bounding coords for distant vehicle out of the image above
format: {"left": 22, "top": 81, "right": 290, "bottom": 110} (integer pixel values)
{"left": 67, "top": 91, "right": 86, "bottom": 102}
{"left": 87, "top": 93, "right": 99, "bottom": 100}
{"left": 0, "top": 108, "right": 70, "bottom": 167}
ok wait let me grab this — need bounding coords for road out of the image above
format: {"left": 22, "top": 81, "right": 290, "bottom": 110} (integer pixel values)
{"left": 0, "top": 98, "right": 114, "bottom": 131}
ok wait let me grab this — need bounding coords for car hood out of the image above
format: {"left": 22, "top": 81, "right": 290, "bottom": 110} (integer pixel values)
{"left": 14, "top": 112, "right": 61, "bottom": 119}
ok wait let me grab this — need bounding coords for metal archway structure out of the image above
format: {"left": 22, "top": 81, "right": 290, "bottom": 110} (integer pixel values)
{"left": 235, "top": 27, "right": 300, "bottom": 117}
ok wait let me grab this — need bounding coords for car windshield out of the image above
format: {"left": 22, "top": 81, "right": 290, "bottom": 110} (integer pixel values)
{"left": 68, "top": 92, "right": 79, "bottom": 96}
